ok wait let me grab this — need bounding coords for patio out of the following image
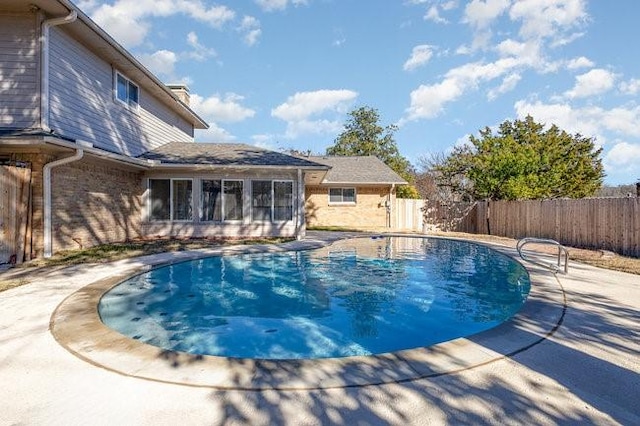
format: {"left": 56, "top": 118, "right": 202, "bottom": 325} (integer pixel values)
{"left": 1, "top": 232, "right": 638, "bottom": 425}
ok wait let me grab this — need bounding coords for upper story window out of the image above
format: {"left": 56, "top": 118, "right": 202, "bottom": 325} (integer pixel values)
{"left": 329, "top": 187, "right": 356, "bottom": 204}
{"left": 115, "top": 72, "right": 139, "bottom": 109}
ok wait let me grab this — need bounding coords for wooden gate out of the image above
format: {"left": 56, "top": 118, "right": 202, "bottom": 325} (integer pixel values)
{"left": 0, "top": 163, "right": 32, "bottom": 265}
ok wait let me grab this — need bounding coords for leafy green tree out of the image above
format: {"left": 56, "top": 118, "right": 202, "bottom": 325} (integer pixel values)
{"left": 327, "top": 106, "right": 419, "bottom": 198}
{"left": 435, "top": 116, "right": 604, "bottom": 200}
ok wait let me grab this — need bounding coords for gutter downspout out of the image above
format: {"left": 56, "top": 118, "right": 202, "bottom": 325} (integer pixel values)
{"left": 43, "top": 149, "right": 84, "bottom": 257}
{"left": 296, "top": 169, "right": 305, "bottom": 240}
{"left": 388, "top": 184, "right": 395, "bottom": 228}
{"left": 40, "top": 9, "right": 77, "bottom": 131}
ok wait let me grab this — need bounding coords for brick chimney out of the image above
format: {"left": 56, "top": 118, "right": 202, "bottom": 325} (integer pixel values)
{"left": 167, "top": 84, "right": 190, "bottom": 106}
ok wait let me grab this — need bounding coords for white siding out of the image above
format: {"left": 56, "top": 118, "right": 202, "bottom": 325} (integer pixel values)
{"left": 0, "top": 14, "right": 39, "bottom": 128}
{"left": 48, "top": 27, "right": 193, "bottom": 156}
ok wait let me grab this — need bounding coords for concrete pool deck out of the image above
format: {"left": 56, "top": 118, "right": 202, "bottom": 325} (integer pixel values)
{"left": 1, "top": 232, "right": 638, "bottom": 425}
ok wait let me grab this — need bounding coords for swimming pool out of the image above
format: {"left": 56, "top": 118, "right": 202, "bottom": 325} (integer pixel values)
{"left": 99, "top": 236, "right": 530, "bottom": 359}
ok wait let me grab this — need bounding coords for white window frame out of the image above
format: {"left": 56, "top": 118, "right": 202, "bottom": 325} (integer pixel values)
{"left": 148, "top": 178, "right": 193, "bottom": 222}
{"left": 273, "top": 180, "right": 294, "bottom": 222}
{"left": 250, "top": 180, "right": 295, "bottom": 223}
{"left": 200, "top": 179, "right": 223, "bottom": 222}
{"left": 328, "top": 187, "right": 356, "bottom": 205}
{"left": 221, "top": 179, "right": 244, "bottom": 222}
{"left": 251, "top": 180, "right": 273, "bottom": 222}
{"left": 114, "top": 71, "right": 139, "bottom": 110}
{"left": 200, "top": 179, "right": 246, "bottom": 222}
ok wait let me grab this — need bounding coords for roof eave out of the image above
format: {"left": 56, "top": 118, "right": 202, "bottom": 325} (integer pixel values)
{"left": 147, "top": 163, "right": 330, "bottom": 171}
{"left": 320, "top": 181, "right": 408, "bottom": 186}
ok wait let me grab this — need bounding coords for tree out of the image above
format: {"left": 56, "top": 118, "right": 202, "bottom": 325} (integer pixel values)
{"left": 327, "top": 106, "right": 419, "bottom": 198}
{"left": 415, "top": 152, "right": 463, "bottom": 202}
{"left": 435, "top": 116, "right": 605, "bottom": 200}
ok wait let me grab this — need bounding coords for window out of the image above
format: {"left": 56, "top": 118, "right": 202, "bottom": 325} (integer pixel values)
{"left": 115, "top": 72, "right": 139, "bottom": 109}
{"left": 201, "top": 180, "right": 222, "bottom": 221}
{"left": 172, "top": 180, "right": 192, "bottom": 221}
{"left": 252, "top": 181, "right": 272, "bottom": 221}
{"left": 149, "top": 179, "right": 192, "bottom": 221}
{"left": 329, "top": 187, "right": 356, "bottom": 204}
{"left": 251, "top": 180, "right": 293, "bottom": 222}
{"left": 150, "top": 179, "right": 170, "bottom": 221}
{"left": 274, "top": 181, "right": 293, "bottom": 221}
{"left": 223, "top": 180, "right": 243, "bottom": 220}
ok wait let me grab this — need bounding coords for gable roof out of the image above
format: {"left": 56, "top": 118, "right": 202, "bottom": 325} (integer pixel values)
{"left": 138, "top": 142, "right": 330, "bottom": 169}
{"left": 306, "top": 156, "right": 407, "bottom": 185}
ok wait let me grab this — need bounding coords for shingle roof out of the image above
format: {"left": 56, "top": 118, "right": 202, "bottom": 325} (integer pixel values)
{"left": 138, "top": 142, "right": 329, "bottom": 168}
{"left": 306, "top": 156, "right": 407, "bottom": 185}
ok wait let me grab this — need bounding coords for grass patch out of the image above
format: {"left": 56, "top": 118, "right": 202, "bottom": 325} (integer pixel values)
{"left": 0, "top": 278, "right": 29, "bottom": 292}
{"left": 22, "top": 237, "right": 294, "bottom": 269}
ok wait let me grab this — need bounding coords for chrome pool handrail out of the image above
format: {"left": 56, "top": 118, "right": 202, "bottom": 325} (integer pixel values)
{"left": 517, "top": 237, "right": 569, "bottom": 274}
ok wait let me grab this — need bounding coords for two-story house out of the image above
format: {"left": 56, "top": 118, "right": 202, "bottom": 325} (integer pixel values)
{"left": 0, "top": 0, "right": 329, "bottom": 263}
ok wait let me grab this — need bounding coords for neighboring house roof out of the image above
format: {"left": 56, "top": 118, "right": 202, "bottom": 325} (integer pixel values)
{"left": 8, "top": 0, "right": 207, "bottom": 129}
{"left": 306, "top": 156, "right": 407, "bottom": 185}
{"left": 138, "top": 142, "right": 331, "bottom": 169}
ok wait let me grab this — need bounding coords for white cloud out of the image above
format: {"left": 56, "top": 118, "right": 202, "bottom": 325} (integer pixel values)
{"left": 566, "top": 56, "right": 594, "bottom": 70}
{"left": 514, "top": 100, "right": 640, "bottom": 141}
{"left": 487, "top": 73, "right": 521, "bottom": 100}
{"left": 564, "top": 68, "right": 616, "bottom": 99}
{"left": 604, "top": 141, "right": 640, "bottom": 170}
{"left": 251, "top": 134, "right": 277, "bottom": 149}
{"left": 405, "top": 57, "right": 523, "bottom": 120}
{"left": 90, "top": 0, "right": 235, "bottom": 48}
{"left": 509, "top": 0, "right": 588, "bottom": 41}
{"left": 190, "top": 93, "right": 255, "bottom": 123}
{"left": 272, "top": 90, "right": 357, "bottom": 121}
{"left": 463, "top": 0, "right": 510, "bottom": 29}
{"left": 186, "top": 32, "right": 216, "bottom": 61}
{"left": 255, "top": 0, "right": 309, "bottom": 12}
{"left": 403, "top": 45, "right": 435, "bottom": 71}
{"left": 620, "top": 78, "right": 640, "bottom": 96}
{"left": 238, "top": 16, "right": 262, "bottom": 46}
{"left": 425, "top": 6, "right": 448, "bottom": 24}
{"left": 138, "top": 49, "right": 178, "bottom": 79}
{"left": 194, "top": 123, "right": 236, "bottom": 142}
{"left": 282, "top": 119, "right": 344, "bottom": 139}
{"left": 271, "top": 89, "right": 358, "bottom": 138}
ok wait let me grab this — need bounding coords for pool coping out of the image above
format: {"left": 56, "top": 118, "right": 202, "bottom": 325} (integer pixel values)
{"left": 50, "top": 235, "right": 565, "bottom": 391}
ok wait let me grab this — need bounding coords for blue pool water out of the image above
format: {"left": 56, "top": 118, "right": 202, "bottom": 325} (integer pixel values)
{"left": 99, "top": 237, "right": 530, "bottom": 359}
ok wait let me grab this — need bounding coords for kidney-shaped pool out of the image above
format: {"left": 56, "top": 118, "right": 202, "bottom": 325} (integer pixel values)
{"left": 98, "top": 236, "right": 530, "bottom": 359}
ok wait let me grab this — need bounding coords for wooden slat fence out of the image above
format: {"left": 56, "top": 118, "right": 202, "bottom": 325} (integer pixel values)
{"left": 424, "top": 198, "right": 640, "bottom": 258}
{"left": 0, "top": 163, "right": 32, "bottom": 265}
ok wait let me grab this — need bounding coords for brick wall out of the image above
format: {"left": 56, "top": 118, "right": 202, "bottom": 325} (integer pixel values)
{"left": 51, "top": 157, "right": 143, "bottom": 252}
{"left": 305, "top": 185, "right": 391, "bottom": 229}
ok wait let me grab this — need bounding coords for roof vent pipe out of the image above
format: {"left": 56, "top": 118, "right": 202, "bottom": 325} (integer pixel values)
{"left": 40, "top": 9, "right": 77, "bottom": 131}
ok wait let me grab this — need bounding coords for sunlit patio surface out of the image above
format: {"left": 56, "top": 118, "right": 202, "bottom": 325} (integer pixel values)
{"left": 1, "top": 232, "right": 638, "bottom": 425}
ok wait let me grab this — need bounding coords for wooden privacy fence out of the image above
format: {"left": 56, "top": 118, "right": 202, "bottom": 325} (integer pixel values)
{"left": 0, "top": 163, "right": 32, "bottom": 265}
{"left": 424, "top": 198, "right": 640, "bottom": 258}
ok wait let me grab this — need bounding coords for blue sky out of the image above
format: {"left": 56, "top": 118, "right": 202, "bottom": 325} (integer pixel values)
{"left": 77, "top": 0, "right": 640, "bottom": 185}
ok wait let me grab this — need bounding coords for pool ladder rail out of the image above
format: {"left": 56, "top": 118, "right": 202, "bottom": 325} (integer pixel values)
{"left": 517, "top": 237, "right": 569, "bottom": 274}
